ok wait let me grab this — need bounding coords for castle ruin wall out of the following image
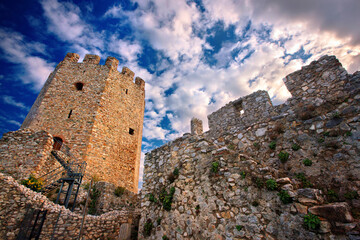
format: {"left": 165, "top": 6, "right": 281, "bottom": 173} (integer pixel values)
{"left": 0, "top": 173, "right": 135, "bottom": 240}
{"left": 140, "top": 56, "right": 360, "bottom": 239}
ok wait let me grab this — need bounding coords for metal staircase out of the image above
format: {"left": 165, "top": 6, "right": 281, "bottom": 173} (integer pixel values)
{"left": 39, "top": 139, "right": 86, "bottom": 211}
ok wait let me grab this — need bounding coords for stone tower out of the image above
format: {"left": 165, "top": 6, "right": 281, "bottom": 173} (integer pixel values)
{"left": 21, "top": 53, "right": 145, "bottom": 193}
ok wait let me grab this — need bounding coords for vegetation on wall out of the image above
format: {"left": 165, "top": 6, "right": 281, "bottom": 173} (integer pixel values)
{"left": 88, "top": 185, "right": 101, "bottom": 215}
{"left": 211, "top": 161, "right": 220, "bottom": 173}
{"left": 303, "top": 213, "right": 320, "bottom": 231}
{"left": 143, "top": 219, "right": 153, "bottom": 237}
{"left": 21, "top": 175, "right": 43, "bottom": 192}
{"left": 278, "top": 190, "right": 293, "bottom": 204}
{"left": 266, "top": 179, "right": 278, "bottom": 191}
{"left": 278, "top": 151, "right": 289, "bottom": 163}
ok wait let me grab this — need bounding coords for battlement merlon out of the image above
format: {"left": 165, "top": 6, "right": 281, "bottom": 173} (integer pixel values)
{"left": 83, "top": 54, "right": 101, "bottom": 64}
{"left": 63, "top": 52, "right": 80, "bottom": 63}
{"left": 135, "top": 77, "right": 145, "bottom": 90}
{"left": 105, "top": 56, "right": 119, "bottom": 70}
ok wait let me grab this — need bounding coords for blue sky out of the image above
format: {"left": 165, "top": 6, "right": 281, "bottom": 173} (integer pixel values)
{"left": 1, "top": 0, "right": 360, "bottom": 189}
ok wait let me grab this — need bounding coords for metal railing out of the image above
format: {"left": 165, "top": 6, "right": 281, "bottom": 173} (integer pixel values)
{"left": 40, "top": 139, "right": 86, "bottom": 194}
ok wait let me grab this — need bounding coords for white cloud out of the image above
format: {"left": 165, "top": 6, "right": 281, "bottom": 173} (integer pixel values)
{"left": 0, "top": 29, "right": 54, "bottom": 90}
{"left": 103, "top": 0, "right": 360, "bottom": 145}
{"left": 2, "top": 96, "right": 29, "bottom": 110}
{"left": 109, "top": 38, "right": 142, "bottom": 62}
{"left": 40, "top": 0, "right": 104, "bottom": 54}
{"left": 40, "top": 0, "right": 85, "bottom": 41}
{"left": 7, "top": 120, "right": 21, "bottom": 127}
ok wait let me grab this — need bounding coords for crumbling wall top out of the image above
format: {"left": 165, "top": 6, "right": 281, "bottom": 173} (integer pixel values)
{"left": 283, "top": 55, "right": 348, "bottom": 101}
{"left": 208, "top": 90, "right": 273, "bottom": 136}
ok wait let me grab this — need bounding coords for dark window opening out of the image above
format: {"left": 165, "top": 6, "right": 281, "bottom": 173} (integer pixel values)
{"left": 125, "top": 89, "right": 128, "bottom": 94}
{"left": 129, "top": 128, "right": 134, "bottom": 135}
{"left": 53, "top": 137, "right": 63, "bottom": 150}
{"left": 68, "top": 110, "right": 73, "bottom": 118}
{"left": 233, "top": 99, "right": 244, "bottom": 116}
{"left": 75, "top": 82, "right": 84, "bottom": 91}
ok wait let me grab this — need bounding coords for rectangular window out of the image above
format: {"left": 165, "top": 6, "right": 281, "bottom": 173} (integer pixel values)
{"left": 129, "top": 128, "right": 134, "bottom": 135}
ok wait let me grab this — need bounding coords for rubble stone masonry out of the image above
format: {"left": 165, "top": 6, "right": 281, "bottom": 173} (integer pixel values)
{"left": 140, "top": 56, "right": 360, "bottom": 239}
{"left": 20, "top": 53, "right": 145, "bottom": 193}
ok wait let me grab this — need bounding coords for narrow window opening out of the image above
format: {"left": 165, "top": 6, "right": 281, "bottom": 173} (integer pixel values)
{"left": 53, "top": 137, "right": 63, "bottom": 150}
{"left": 75, "top": 82, "right": 84, "bottom": 91}
{"left": 129, "top": 128, "right": 134, "bottom": 135}
{"left": 125, "top": 89, "right": 128, "bottom": 94}
{"left": 68, "top": 110, "right": 73, "bottom": 118}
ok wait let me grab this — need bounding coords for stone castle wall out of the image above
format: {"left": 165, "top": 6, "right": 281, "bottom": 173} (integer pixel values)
{"left": 139, "top": 56, "right": 360, "bottom": 239}
{"left": 20, "top": 53, "right": 145, "bottom": 192}
{"left": 0, "top": 173, "right": 136, "bottom": 240}
{"left": 0, "top": 128, "right": 59, "bottom": 180}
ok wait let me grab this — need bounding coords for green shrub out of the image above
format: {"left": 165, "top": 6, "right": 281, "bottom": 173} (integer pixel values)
{"left": 278, "top": 190, "right": 293, "bottom": 204}
{"left": 269, "top": 141, "right": 276, "bottom": 150}
{"left": 235, "top": 225, "right": 243, "bottom": 231}
{"left": 88, "top": 186, "right": 101, "bottom": 215}
{"left": 240, "top": 171, "right": 246, "bottom": 179}
{"left": 253, "top": 142, "right": 260, "bottom": 149}
{"left": 143, "top": 219, "right": 153, "bottom": 237}
{"left": 149, "top": 193, "right": 157, "bottom": 203}
{"left": 345, "top": 131, "right": 352, "bottom": 137}
{"left": 114, "top": 186, "right": 125, "bottom": 197}
{"left": 266, "top": 179, "right": 278, "bottom": 191}
{"left": 318, "top": 138, "right": 324, "bottom": 143}
{"left": 327, "top": 190, "right": 338, "bottom": 202}
{"left": 157, "top": 218, "right": 162, "bottom": 225}
{"left": 170, "top": 187, "right": 175, "bottom": 195}
{"left": 162, "top": 235, "right": 169, "bottom": 240}
{"left": 303, "top": 213, "right": 320, "bottom": 230}
{"left": 252, "top": 201, "right": 259, "bottom": 207}
{"left": 159, "top": 189, "right": 167, "bottom": 203}
{"left": 296, "top": 173, "right": 313, "bottom": 188}
{"left": 195, "top": 205, "right": 200, "bottom": 210}
{"left": 323, "top": 131, "right": 330, "bottom": 137}
{"left": 344, "top": 191, "right": 359, "bottom": 200}
{"left": 291, "top": 143, "right": 300, "bottom": 151}
{"left": 21, "top": 175, "right": 44, "bottom": 192}
{"left": 173, "top": 168, "right": 179, "bottom": 176}
{"left": 163, "top": 195, "right": 172, "bottom": 211}
{"left": 303, "top": 158, "right": 312, "bottom": 166}
{"left": 255, "top": 177, "right": 264, "bottom": 188}
{"left": 278, "top": 151, "right": 290, "bottom": 163}
{"left": 162, "top": 187, "right": 176, "bottom": 211}
{"left": 211, "top": 161, "right": 219, "bottom": 173}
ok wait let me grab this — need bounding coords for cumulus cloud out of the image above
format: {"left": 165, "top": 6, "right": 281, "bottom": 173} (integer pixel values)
{"left": 0, "top": 29, "right": 54, "bottom": 90}
{"left": 40, "top": 0, "right": 104, "bottom": 56}
{"left": 109, "top": 38, "right": 142, "bottom": 62}
{"left": 102, "top": 0, "right": 358, "bottom": 145}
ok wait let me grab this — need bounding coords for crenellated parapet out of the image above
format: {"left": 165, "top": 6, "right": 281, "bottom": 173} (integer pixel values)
{"left": 58, "top": 53, "right": 144, "bottom": 91}
{"left": 20, "top": 52, "right": 146, "bottom": 193}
